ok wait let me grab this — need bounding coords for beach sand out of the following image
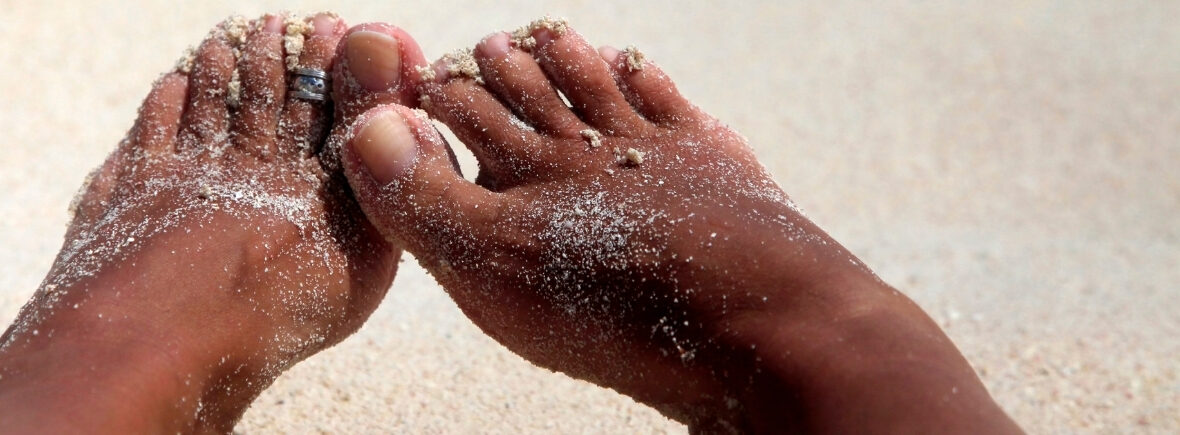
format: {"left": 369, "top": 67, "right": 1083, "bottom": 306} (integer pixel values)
{"left": 1, "top": 0, "right": 1176, "bottom": 432}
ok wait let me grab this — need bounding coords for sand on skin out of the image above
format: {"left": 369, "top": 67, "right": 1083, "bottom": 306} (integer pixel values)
{"left": 0, "top": 1, "right": 1177, "bottom": 432}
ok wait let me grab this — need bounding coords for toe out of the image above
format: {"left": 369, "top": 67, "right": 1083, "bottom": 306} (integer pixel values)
{"left": 529, "top": 25, "right": 653, "bottom": 135}
{"left": 599, "top": 45, "right": 702, "bottom": 125}
{"left": 231, "top": 14, "right": 286, "bottom": 157}
{"left": 178, "top": 35, "right": 235, "bottom": 153}
{"left": 332, "top": 23, "right": 428, "bottom": 123}
{"left": 130, "top": 72, "right": 188, "bottom": 156}
{"left": 420, "top": 60, "right": 558, "bottom": 184}
{"left": 341, "top": 105, "right": 504, "bottom": 257}
{"left": 276, "top": 13, "right": 347, "bottom": 158}
{"left": 68, "top": 153, "right": 122, "bottom": 229}
{"left": 474, "top": 32, "right": 585, "bottom": 137}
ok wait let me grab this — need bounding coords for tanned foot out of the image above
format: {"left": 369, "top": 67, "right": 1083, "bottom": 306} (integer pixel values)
{"left": 0, "top": 13, "right": 422, "bottom": 433}
{"left": 338, "top": 19, "right": 1022, "bottom": 434}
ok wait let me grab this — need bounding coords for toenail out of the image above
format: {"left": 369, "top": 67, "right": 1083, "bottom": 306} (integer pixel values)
{"left": 478, "top": 33, "right": 511, "bottom": 58}
{"left": 312, "top": 13, "right": 341, "bottom": 36}
{"left": 598, "top": 46, "right": 621, "bottom": 63}
{"left": 262, "top": 14, "right": 284, "bottom": 33}
{"left": 346, "top": 31, "right": 402, "bottom": 91}
{"left": 430, "top": 59, "right": 450, "bottom": 83}
{"left": 532, "top": 28, "right": 556, "bottom": 48}
{"left": 352, "top": 110, "right": 417, "bottom": 185}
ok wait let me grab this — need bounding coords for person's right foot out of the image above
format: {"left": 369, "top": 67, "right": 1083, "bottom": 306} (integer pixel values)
{"left": 333, "top": 20, "right": 822, "bottom": 429}
{"left": 334, "top": 18, "right": 1021, "bottom": 433}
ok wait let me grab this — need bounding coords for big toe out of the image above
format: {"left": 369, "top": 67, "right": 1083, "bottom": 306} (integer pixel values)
{"left": 347, "top": 108, "right": 418, "bottom": 185}
{"left": 333, "top": 23, "right": 428, "bottom": 122}
{"left": 341, "top": 105, "right": 502, "bottom": 257}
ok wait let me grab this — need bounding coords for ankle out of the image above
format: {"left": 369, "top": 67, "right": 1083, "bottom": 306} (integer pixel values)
{"left": 0, "top": 248, "right": 273, "bottom": 431}
{"left": 715, "top": 271, "right": 1018, "bottom": 432}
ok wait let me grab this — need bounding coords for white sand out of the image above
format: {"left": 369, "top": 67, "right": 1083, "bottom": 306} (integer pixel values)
{"left": 1, "top": 1, "right": 1177, "bottom": 432}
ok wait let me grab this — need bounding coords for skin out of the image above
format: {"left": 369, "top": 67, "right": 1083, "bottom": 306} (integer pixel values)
{"left": 340, "top": 24, "right": 1024, "bottom": 434}
{"left": 0, "top": 14, "right": 411, "bottom": 433}
{"left": 0, "top": 13, "right": 1022, "bottom": 435}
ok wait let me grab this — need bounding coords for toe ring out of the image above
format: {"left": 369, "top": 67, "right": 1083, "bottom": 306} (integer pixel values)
{"left": 289, "top": 67, "right": 331, "bottom": 102}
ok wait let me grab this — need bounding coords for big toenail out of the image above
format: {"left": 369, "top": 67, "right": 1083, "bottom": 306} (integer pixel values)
{"left": 353, "top": 110, "right": 417, "bottom": 185}
{"left": 478, "top": 33, "right": 511, "bottom": 58}
{"left": 346, "top": 31, "right": 402, "bottom": 91}
{"left": 312, "top": 13, "right": 340, "bottom": 36}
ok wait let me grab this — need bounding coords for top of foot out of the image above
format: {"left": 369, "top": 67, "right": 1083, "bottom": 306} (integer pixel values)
{"left": 335, "top": 18, "right": 872, "bottom": 430}
{"left": 1, "top": 13, "right": 427, "bottom": 432}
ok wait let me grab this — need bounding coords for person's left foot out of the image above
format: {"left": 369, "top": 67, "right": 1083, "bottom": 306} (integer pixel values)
{"left": 0, "top": 13, "right": 426, "bottom": 432}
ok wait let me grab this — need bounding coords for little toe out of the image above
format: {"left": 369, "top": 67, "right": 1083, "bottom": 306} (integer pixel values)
{"left": 599, "top": 45, "right": 701, "bottom": 125}
{"left": 130, "top": 72, "right": 188, "bottom": 156}
{"left": 341, "top": 105, "right": 503, "bottom": 257}
{"left": 332, "top": 23, "right": 428, "bottom": 123}
{"left": 277, "top": 13, "right": 347, "bottom": 158}
{"left": 474, "top": 32, "right": 585, "bottom": 137}
{"left": 69, "top": 153, "right": 123, "bottom": 229}
{"left": 529, "top": 25, "right": 653, "bottom": 135}
{"left": 230, "top": 14, "right": 286, "bottom": 157}
{"left": 178, "top": 35, "right": 235, "bottom": 153}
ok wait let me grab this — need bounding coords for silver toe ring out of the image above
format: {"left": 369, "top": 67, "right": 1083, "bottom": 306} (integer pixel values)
{"left": 289, "top": 67, "right": 331, "bottom": 102}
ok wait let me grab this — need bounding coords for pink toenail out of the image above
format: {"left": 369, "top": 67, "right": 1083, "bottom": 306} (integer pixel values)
{"left": 430, "top": 59, "right": 450, "bottom": 83}
{"left": 346, "top": 31, "right": 402, "bottom": 91}
{"left": 532, "top": 28, "right": 556, "bottom": 48}
{"left": 598, "top": 46, "right": 621, "bottom": 63}
{"left": 262, "top": 15, "right": 283, "bottom": 33}
{"left": 478, "top": 33, "right": 511, "bottom": 58}
{"left": 352, "top": 110, "right": 417, "bottom": 185}
{"left": 312, "top": 13, "right": 341, "bottom": 36}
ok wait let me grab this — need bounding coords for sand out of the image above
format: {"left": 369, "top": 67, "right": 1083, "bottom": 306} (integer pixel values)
{"left": 441, "top": 48, "right": 483, "bottom": 84}
{"left": 580, "top": 129, "right": 603, "bottom": 148}
{"left": 511, "top": 16, "right": 569, "bottom": 51}
{"left": 623, "top": 148, "right": 645, "bottom": 166}
{"left": 621, "top": 46, "right": 645, "bottom": 72}
{"left": 0, "top": 0, "right": 1177, "bottom": 432}
{"left": 283, "top": 15, "right": 313, "bottom": 70}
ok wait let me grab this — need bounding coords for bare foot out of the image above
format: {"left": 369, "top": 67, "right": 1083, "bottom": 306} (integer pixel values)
{"left": 338, "top": 19, "right": 1021, "bottom": 433}
{"left": 0, "top": 14, "right": 423, "bottom": 433}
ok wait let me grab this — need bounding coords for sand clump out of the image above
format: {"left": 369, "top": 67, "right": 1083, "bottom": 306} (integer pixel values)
{"left": 441, "top": 49, "right": 483, "bottom": 84}
{"left": 222, "top": 15, "right": 250, "bottom": 47}
{"left": 580, "top": 129, "right": 603, "bottom": 148}
{"left": 175, "top": 46, "right": 197, "bottom": 74}
{"left": 510, "top": 16, "right": 569, "bottom": 50}
{"left": 624, "top": 148, "right": 645, "bottom": 165}
{"left": 283, "top": 15, "right": 314, "bottom": 70}
{"left": 221, "top": 15, "right": 249, "bottom": 108}
{"left": 621, "top": 46, "right": 646, "bottom": 72}
{"left": 226, "top": 68, "right": 242, "bottom": 109}
{"left": 416, "top": 65, "right": 437, "bottom": 82}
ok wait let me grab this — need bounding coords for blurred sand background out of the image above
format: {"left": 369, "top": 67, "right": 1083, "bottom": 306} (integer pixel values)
{"left": 1, "top": 0, "right": 1177, "bottom": 432}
